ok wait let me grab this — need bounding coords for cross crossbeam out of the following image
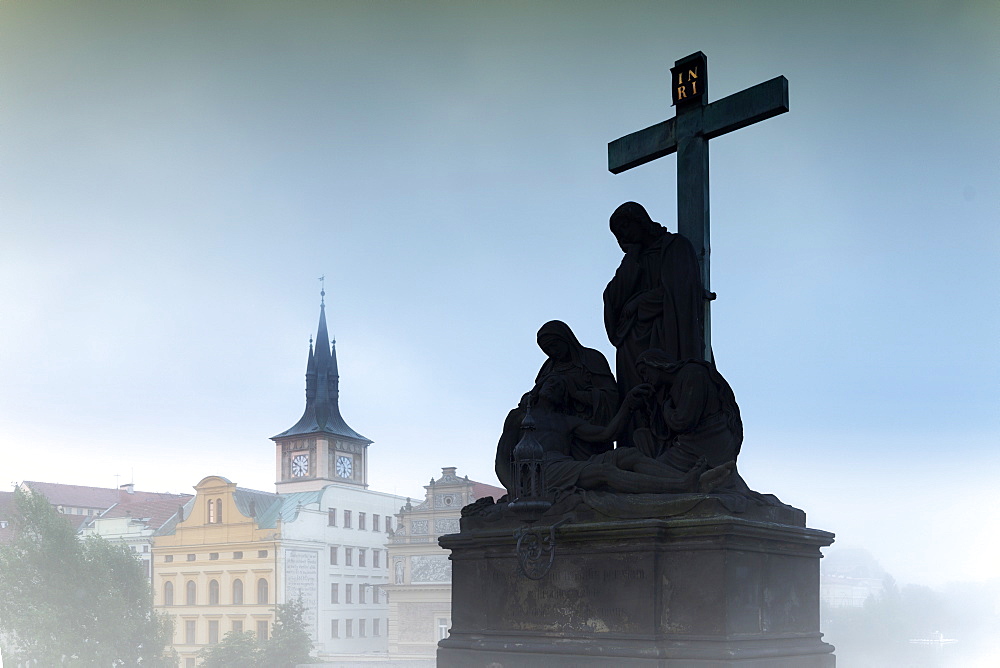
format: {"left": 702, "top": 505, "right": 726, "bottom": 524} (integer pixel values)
{"left": 608, "top": 76, "right": 788, "bottom": 174}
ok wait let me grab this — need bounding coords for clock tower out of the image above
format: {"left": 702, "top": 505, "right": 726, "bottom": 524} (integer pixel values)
{"left": 272, "top": 292, "right": 372, "bottom": 493}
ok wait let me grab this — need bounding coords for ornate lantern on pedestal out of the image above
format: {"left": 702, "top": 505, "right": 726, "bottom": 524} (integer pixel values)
{"left": 507, "top": 402, "right": 551, "bottom": 521}
{"left": 507, "top": 401, "right": 567, "bottom": 579}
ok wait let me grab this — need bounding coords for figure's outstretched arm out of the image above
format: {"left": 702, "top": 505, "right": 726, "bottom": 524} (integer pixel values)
{"left": 574, "top": 385, "right": 651, "bottom": 443}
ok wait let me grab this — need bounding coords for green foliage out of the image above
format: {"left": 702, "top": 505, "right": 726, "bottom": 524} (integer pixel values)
{"left": 260, "top": 597, "right": 314, "bottom": 668}
{"left": 197, "top": 630, "right": 262, "bottom": 668}
{"left": 197, "top": 600, "right": 313, "bottom": 668}
{"left": 0, "top": 487, "right": 176, "bottom": 666}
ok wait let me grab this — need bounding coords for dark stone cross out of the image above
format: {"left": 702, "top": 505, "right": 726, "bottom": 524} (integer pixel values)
{"left": 608, "top": 52, "right": 788, "bottom": 358}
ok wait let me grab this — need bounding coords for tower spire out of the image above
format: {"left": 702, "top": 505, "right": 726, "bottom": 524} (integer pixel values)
{"left": 272, "top": 284, "right": 369, "bottom": 443}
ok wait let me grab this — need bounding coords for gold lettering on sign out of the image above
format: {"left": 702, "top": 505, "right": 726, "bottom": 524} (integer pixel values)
{"left": 674, "top": 66, "right": 700, "bottom": 104}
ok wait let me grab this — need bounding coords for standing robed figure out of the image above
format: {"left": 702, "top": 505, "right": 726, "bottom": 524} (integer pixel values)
{"left": 603, "top": 201, "right": 706, "bottom": 404}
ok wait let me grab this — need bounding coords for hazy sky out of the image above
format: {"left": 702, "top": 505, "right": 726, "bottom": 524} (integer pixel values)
{"left": 1, "top": 1, "right": 997, "bottom": 589}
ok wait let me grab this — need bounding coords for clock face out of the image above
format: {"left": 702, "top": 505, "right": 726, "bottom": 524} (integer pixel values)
{"left": 291, "top": 454, "right": 309, "bottom": 477}
{"left": 336, "top": 455, "right": 353, "bottom": 478}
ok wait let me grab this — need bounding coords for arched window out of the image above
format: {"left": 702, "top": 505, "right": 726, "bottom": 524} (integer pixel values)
{"left": 163, "top": 581, "right": 173, "bottom": 606}
{"left": 232, "top": 578, "right": 243, "bottom": 605}
{"left": 216, "top": 499, "right": 222, "bottom": 523}
{"left": 257, "top": 578, "right": 268, "bottom": 604}
{"left": 209, "top": 579, "right": 220, "bottom": 605}
{"left": 207, "top": 499, "right": 216, "bottom": 524}
{"left": 186, "top": 580, "right": 197, "bottom": 605}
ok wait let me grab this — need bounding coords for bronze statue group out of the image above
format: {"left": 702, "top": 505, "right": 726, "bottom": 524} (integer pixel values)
{"left": 496, "top": 203, "right": 749, "bottom": 502}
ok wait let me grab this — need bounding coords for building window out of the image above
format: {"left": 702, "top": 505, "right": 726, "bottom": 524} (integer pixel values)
{"left": 164, "top": 554, "right": 173, "bottom": 563}
{"left": 328, "top": 508, "right": 337, "bottom": 526}
{"left": 143, "top": 545, "right": 149, "bottom": 553}
{"left": 216, "top": 498, "right": 222, "bottom": 523}
{"left": 233, "top": 579, "right": 243, "bottom": 605}
{"left": 234, "top": 551, "right": 243, "bottom": 559}
{"left": 358, "top": 512, "right": 366, "bottom": 530}
{"left": 329, "top": 546, "right": 337, "bottom": 565}
{"left": 258, "top": 550, "right": 268, "bottom": 558}
{"left": 385, "top": 516, "right": 392, "bottom": 532}
{"left": 209, "top": 579, "right": 220, "bottom": 605}
{"left": 345, "top": 584, "right": 352, "bottom": 604}
{"left": 331, "top": 619, "right": 339, "bottom": 638}
{"left": 345, "top": 619, "right": 353, "bottom": 638}
{"left": 344, "top": 510, "right": 351, "bottom": 528}
{"left": 209, "top": 552, "right": 219, "bottom": 560}
{"left": 359, "top": 618, "right": 366, "bottom": 637}
{"left": 438, "top": 617, "right": 451, "bottom": 640}
{"left": 373, "top": 549, "right": 380, "bottom": 569}
{"left": 257, "top": 578, "right": 268, "bottom": 604}
{"left": 359, "top": 585, "right": 366, "bottom": 604}
{"left": 373, "top": 617, "right": 380, "bottom": 636}
{"left": 185, "top": 619, "right": 196, "bottom": 644}
{"left": 208, "top": 499, "right": 216, "bottom": 524}
{"left": 163, "top": 581, "right": 173, "bottom": 606}
{"left": 373, "top": 514, "right": 380, "bottom": 531}
{"left": 208, "top": 620, "right": 219, "bottom": 644}
{"left": 345, "top": 548, "right": 353, "bottom": 566}
{"left": 187, "top": 554, "right": 196, "bottom": 561}
{"left": 331, "top": 583, "right": 339, "bottom": 603}
{"left": 257, "top": 620, "right": 268, "bottom": 640}
{"left": 233, "top": 620, "right": 243, "bottom": 633}
{"left": 186, "top": 580, "right": 196, "bottom": 605}
{"left": 359, "top": 549, "right": 366, "bottom": 568}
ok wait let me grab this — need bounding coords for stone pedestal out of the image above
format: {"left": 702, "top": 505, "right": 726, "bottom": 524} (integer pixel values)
{"left": 439, "top": 497, "right": 835, "bottom": 667}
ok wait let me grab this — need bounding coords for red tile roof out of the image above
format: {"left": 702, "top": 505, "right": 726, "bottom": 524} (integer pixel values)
{"left": 21, "top": 482, "right": 191, "bottom": 531}
{"left": 98, "top": 493, "right": 194, "bottom": 530}
{"left": 470, "top": 480, "right": 506, "bottom": 502}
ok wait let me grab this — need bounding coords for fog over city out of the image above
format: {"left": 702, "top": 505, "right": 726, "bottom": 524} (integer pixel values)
{"left": 1, "top": 2, "right": 998, "bottom": 664}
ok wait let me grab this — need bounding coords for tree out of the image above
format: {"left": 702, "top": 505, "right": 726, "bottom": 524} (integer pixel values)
{"left": 197, "top": 630, "right": 261, "bottom": 668}
{"left": 259, "top": 598, "right": 314, "bottom": 668}
{"left": 0, "top": 487, "right": 175, "bottom": 666}
{"left": 197, "top": 600, "right": 314, "bottom": 668}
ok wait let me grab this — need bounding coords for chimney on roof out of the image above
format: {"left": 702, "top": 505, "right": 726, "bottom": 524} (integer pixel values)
{"left": 120, "top": 483, "right": 134, "bottom": 494}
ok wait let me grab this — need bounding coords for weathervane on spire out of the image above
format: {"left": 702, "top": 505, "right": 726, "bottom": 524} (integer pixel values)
{"left": 318, "top": 275, "right": 326, "bottom": 305}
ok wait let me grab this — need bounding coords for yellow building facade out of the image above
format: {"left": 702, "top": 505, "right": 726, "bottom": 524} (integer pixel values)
{"left": 153, "top": 476, "right": 281, "bottom": 667}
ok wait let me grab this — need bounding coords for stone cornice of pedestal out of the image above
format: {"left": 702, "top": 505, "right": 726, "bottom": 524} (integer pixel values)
{"left": 442, "top": 515, "right": 834, "bottom": 556}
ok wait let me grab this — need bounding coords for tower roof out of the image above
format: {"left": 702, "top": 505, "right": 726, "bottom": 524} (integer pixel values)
{"left": 272, "top": 299, "right": 370, "bottom": 443}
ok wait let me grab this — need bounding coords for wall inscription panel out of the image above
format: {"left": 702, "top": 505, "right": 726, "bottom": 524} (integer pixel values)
{"left": 284, "top": 549, "right": 319, "bottom": 639}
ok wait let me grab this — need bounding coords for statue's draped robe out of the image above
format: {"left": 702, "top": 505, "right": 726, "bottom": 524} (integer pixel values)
{"left": 494, "top": 322, "right": 618, "bottom": 493}
{"left": 604, "top": 230, "right": 704, "bottom": 401}
{"left": 644, "top": 362, "right": 743, "bottom": 469}
{"left": 533, "top": 322, "right": 618, "bottom": 457}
